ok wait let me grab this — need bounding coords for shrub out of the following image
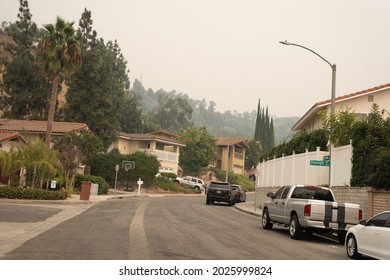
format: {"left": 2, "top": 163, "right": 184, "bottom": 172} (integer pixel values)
{"left": 89, "top": 150, "right": 160, "bottom": 188}
{"left": 74, "top": 174, "right": 109, "bottom": 194}
{"left": 209, "top": 167, "right": 255, "bottom": 191}
{"left": 0, "top": 186, "right": 67, "bottom": 200}
{"left": 160, "top": 172, "right": 177, "bottom": 179}
{"left": 153, "top": 177, "right": 196, "bottom": 193}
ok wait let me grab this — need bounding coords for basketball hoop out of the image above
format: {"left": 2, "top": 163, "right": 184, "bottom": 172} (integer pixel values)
{"left": 122, "top": 160, "right": 135, "bottom": 171}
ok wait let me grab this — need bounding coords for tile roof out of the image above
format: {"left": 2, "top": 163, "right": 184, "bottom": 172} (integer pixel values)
{"left": 316, "top": 83, "right": 390, "bottom": 107}
{"left": 216, "top": 137, "right": 249, "bottom": 147}
{"left": 148, "top": 130, "right": 179, "bottom": 139}
{"left": 0, "top": 119, "right": 89, "bottom": 134}
{"left": 0, "top": 131, "right": 26, "bottom": 142}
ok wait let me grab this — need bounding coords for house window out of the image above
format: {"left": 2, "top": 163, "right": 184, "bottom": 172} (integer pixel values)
{"left": 368, "top": 95, "right": 374, "bottom": 102}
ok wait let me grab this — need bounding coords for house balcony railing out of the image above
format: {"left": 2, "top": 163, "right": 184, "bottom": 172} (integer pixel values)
{"left": 234, "top": 152, "right": 244, "bottom": 160}
{"left": 138, "top": 149, "right": 179, "bottom": 163}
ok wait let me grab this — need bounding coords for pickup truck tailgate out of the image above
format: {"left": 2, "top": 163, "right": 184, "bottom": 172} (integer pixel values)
{"left": 309, "top": 201, "right": 361, "bottom": 225}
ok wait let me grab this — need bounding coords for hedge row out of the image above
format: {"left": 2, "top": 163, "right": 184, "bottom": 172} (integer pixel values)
{"left": 0, "top": 186, "right": 67, "bottom": 200}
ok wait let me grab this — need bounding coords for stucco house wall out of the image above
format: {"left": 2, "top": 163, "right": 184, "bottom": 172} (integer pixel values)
{"left": 293, "top": 83, "right": 390, "bottom": 132}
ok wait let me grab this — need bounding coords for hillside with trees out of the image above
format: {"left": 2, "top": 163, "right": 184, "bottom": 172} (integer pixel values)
{"left": 130, "top": 79, "right": 298, "bottom": 142}
{"left": 0, "top": 0, "right": 296, "bottom": 182}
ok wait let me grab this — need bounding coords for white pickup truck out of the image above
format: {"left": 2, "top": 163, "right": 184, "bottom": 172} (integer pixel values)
{"left": 262, "top": 185, "right": 362, "bottom": 243}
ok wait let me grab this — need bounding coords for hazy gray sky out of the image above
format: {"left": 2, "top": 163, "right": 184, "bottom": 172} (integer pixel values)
{"left": 2, "top": 0, "right": 390, "bottom": 117}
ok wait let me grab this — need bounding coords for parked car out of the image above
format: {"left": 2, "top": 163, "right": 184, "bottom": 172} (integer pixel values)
{"left": 232, "top": 184, "right": 246, "bottom": 203}
{"left": 345, "top": 210, "right": 390, "bottom": 260}
{"left": 262, "top": 185, "right": 362, "bottom": 243}
{"left": 206, "top": 181, "right": 235, "bottom": 206}
{"left": 173, "top": 176, "right": 205, "bottom": 192}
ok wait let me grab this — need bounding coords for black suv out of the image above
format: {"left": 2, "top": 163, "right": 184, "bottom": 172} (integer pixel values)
{"left": 206, "top": 181, "right": 235, "bottom": 206}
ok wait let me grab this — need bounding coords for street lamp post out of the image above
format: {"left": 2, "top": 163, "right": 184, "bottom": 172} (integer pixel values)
{"left": 279, "top": 40, "right": 336, "bottom": 187}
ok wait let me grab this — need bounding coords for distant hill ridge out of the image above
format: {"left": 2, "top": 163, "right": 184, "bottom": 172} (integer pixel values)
{"left": 132, "top": 79, "right": 299, "bottom": 144}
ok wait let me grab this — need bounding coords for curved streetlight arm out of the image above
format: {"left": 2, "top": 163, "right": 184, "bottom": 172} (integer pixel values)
{"left": 279, "top": 40, "right": 337, "bottom": 187}
{"left": 279, "top": 40, "right": 333, "bottom": 69}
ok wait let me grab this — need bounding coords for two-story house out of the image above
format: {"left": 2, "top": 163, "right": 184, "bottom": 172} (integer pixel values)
{"left": 292, "top": 83, "right": 390, "bottom": 132}
{"left": 108, "top": 130, "right": 185, "bottom": 175}
{"left": 210, "top": 137, "right": 249, "bottom": 175}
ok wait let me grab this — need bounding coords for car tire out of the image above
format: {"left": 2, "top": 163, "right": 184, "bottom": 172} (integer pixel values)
{"left": 289, "top": 215, "right": 303, "bottom": 240}
{"left": 346, "top": 234, "right": 361, "bottom": 259}
{"left": 262, "top": 209, "right": 273, "bottom": 230}
{"left": 194, "top": 186, "right": 200, "bottom": 191}
{"left": 206, "top": 199, "right": 210, "bottom": 205}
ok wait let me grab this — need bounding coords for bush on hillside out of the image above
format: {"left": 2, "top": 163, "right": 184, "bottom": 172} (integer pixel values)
{"left": 209, "top": 167, "right": 255, "bottom": 191}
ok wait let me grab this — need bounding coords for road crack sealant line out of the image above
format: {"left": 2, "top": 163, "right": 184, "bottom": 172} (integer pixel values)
{"left": 128, "top": 200, "right": 151, "bottom": 260}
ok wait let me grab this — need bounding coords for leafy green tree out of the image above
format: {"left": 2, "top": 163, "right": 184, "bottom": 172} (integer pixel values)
{"left": 0, "top": 0, "right": 48, "bottom": 119}
{"left": 351, "top": 104, "right": 390, "bottom": 188}
{"left": 63, "top": 9, "right": 132, "bottom": 148}
{"left": 369, "top": 147, "right": 390, "bottom": 189}
{"left": 55, "top": 134, "right": 85, "bottom": 197}
{"left": 179, "top": 127, "right": 217, "bottom": 173}
{"left": 263, "top": 129, "right": 327, "bottom": 160}
{"left": 120, "top": 91, "right": 143, "bottom": 133}
{"left": 0, "top": 150, "right": 12, "bottom": 178}
{"left": 150, "top": 91, "right": 193, "bottom": 134}
{"left": 54, "top": 130, "right": 104, "bottom": 168}
{"left": 320, "top": 108, "right": 357, "bottom": 147}
{"left": 89, "top": 149, "right": 160, "bottom": 188}
{"left": 37, "top": 16, "right": 82, "bottom": 147}
{"left": 0, "top": 147, "right": 25, "bottom": 187}
{"left": 245, "top": 139, "right": 261, "bottom": 170}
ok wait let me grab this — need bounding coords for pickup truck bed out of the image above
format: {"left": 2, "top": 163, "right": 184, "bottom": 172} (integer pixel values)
{"left": 262, "top": 185, "right": 362, "bottom": 243}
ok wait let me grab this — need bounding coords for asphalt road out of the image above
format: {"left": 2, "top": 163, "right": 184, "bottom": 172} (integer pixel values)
{"left": 0, "top": 196, "right": 348, "bottom": 260}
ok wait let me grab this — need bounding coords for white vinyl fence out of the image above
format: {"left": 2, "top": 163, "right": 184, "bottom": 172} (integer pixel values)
{"left": 256, "top": 143, "right": 353, "bottom": 188}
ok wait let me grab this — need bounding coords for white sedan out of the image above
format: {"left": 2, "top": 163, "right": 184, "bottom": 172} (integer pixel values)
{"left": 345, "top": 210, "right": 390, "bottom": 259}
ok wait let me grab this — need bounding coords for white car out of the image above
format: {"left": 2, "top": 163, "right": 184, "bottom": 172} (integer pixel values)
{"left": 345, "top": 210, "right": 390, "bottom": 259}
{"left": 174, "top": 176, "right": 205, "bottom": 192}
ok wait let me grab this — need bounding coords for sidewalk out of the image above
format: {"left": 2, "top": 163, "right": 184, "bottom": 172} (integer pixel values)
{"left": 0, "top": 191, "right": 261, "bottom": 258}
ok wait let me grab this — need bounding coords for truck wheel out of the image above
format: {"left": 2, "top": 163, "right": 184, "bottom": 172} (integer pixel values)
{"left": 346, "top": 234, "right": 361, "bottom": 259}
{"left": 206, "top": 199, "right": 210, "bottom": 205}
{"left": 262, "top": 209, "right": 273, "bottom": 230}
{"left": 289, "top": 215, "right": 303, "bottom": 240}
{"left": 337, "top": 230, "right": 346, "bottom": 244}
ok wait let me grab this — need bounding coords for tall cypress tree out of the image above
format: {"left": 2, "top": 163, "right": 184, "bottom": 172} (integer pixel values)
{"left": 254, "top": 99, "right": 275, "bottom": 152}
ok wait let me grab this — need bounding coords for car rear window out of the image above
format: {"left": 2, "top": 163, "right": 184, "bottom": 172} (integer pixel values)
{"left": 291, "top": 187, "right": 334, "bottom": 202}
{"left": 210, "top": 183, "right": 230, "bottom": 189}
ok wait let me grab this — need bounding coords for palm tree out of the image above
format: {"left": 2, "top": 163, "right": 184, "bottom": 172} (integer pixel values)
{"left": 19, "top": 140, "right": 60, "bottom": 188}
{"left": 37, "top": 16, "right": 82, "bottom": 148}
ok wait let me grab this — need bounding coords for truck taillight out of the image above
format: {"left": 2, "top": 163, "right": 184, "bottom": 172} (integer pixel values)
{"left": 304, "top": 204, "right": 311, "bottom": 216}
{"left": 359, "top": 209, "right": 362, "bottom": 220}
